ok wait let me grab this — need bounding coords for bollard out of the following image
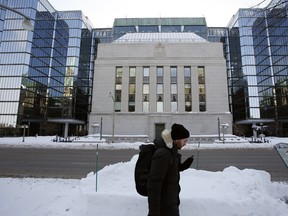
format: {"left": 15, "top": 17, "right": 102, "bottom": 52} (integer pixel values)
{"left": 196, "top": 142, "right": 200, "bottom": 170}
{"left": 96, "top": 144, "right": 99, "bottom": 192}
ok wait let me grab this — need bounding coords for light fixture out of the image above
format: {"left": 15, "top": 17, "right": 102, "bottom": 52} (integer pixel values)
{"left": 0, "top": 3, "right": 34, "bottom": 31}
{"left": 22, "top": 18, "right": 34, "bottom": 31}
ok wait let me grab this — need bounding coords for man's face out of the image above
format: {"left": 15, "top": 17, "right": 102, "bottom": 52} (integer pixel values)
{"left": 174, "top": 138, "right": 188, "bottom": 149}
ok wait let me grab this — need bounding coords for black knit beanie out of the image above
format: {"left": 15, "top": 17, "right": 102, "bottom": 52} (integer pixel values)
{"left": 171, "top": 123, "right": 190, "bottom": 140}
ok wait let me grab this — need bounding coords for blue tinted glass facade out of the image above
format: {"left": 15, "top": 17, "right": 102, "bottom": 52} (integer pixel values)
{"left": 138, "top": 25, "right": 158, "bottom": 32}
{"left": 161, "top": 25, "right": 181, "bottom": 32}
{"left": 0, "top": 0, "right": 7, "bottom": 41}
{"left": 113, "top": 26, "right": 136, "bottom": 40}
{"left": 0, "top": 0, "right": 95, "bottom": 137}
{"left": 94, "top": 28, "right": 112, "bottom": 43}
{"left": 0, "top": 0, "right": 34, "bottom": 133}
{"left": 207, "top": 27, "right": 226, "bottom": 43}
{"left": 226, "top": 0, "right": 288, "bottom": 136}
{"left": 185, "top": 25, "right": 208, "bottom": 39}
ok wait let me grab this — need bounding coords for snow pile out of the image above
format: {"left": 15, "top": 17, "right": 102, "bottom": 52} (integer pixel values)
{"left": 77, "top": 155, "right": 288, "bottom": 216}
{"left": 0, "top": 178, "right": 80, "bottom": 216}
{"left": 181, "top": 167, "right": 288, "bottom": 216}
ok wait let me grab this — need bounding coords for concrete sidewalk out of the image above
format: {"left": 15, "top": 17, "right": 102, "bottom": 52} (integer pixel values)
{"left": 275, "top": 143, "right": 288, "bottom": 168}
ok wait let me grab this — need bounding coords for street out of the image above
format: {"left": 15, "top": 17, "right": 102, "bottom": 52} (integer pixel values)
{"left": 0, "top": 147, "right": 287, "bottom": 181}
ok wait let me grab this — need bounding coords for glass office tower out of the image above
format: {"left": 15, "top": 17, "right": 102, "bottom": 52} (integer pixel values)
{"left": 0, "top": 0, "right": 95, "bottom": 137}
{"left": 226, "top": 0, "right": 288, "bottom": 136}
{"left": 207, "top": 27, "right": 226, "bottom": 43}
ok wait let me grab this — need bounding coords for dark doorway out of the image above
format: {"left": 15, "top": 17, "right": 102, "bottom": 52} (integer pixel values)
{"left": 155, "top": 123, "right": 165, "bottom": 139}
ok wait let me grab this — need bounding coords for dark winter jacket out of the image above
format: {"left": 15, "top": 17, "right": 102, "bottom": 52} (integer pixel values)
{"left": 147, "top": 129, "right": 183, "bottom": 216}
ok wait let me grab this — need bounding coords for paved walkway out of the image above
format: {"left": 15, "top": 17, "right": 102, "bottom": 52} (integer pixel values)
{"left": 275, "top": 143, "right": 288, "bottom": 168}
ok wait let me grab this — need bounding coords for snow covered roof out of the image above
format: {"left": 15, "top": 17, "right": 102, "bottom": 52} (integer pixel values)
{"left": 113, "top": 32, "right": 208, "bottom": 43}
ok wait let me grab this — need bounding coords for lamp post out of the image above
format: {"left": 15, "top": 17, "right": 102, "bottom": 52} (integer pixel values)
{"left": 109, "top": 92, "right": 115, "bottom": 143}
{"left": 22, "top": 124, "right": 28, "bottom": 142}
{"left": 221, "top": 123, "right": 229, "bottom": 144}
{"left": 0, "top": 3, "right": 34, "bottom": 31}
{"left": 217, "top": 117, "right": 221, "bottom": 141}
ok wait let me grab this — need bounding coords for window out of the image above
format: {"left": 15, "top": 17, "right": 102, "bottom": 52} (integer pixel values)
{"left": 198, "top": 66, "right": 206, "bottom": 111}
{"left": 129, "top": 67, "right": 136, "bottom": 112}
{"left": 142, "top": 84, "right": 148, "bottom": 94}
{"left": 156, "top": 66, "right": 163, "bottom": 83}
{"left": 171, "top": 84, "right": 177, "bottom": 94}
{"left": 170, "top": 66, "right": 177, "bottom": 83}
{"left": 157, "top": 85, "right": 163, "bottom": 102}
{"left": 157, "top": 102, "right": 163, "bottom": 112}
{"left": 143, "top": 67, "right": 150, "bottom": 112}
{"left": 114, "top": 67, "right": 122, "bottom": 112}
{"left": 170, "top": 67, "right": 178, "bottom": 112}
{"left": 184, "top": 67, "right": 192, "bottom": 111}
{"left": 156, "top": 67, "right": 164, "bottom": 112}
{"left": 143, "top": 67, "right": 150, "bottom": 83}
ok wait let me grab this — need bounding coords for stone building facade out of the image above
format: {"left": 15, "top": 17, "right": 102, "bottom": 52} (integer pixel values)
{"left": 89, "top": 33, "right": 232, "bottom": 142}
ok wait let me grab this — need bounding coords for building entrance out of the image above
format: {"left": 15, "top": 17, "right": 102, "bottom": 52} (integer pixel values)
{"left": 155, "top": 123, "right": 165, "bottom": 139}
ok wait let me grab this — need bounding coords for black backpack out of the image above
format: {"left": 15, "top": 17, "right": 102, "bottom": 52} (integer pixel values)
{"left": 134, "top": 144, "right": 156, "bottom": 196}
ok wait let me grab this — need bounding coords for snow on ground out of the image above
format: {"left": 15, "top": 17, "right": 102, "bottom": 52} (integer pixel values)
{"left": 0, "top": 134, "right": 286, "bottom": 150}
{"left": 0, "top": 136, "right": 288, "bottom": 215}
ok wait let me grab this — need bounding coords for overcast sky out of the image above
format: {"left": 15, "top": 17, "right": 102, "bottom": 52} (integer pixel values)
{"left": 48, "top": 0, "right": 270, "bottom": 28}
